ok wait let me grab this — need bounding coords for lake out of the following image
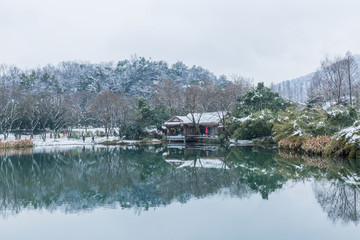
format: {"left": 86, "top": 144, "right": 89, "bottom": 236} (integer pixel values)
{"left": 0, "top": 145, "right": 359, "bottom": 239}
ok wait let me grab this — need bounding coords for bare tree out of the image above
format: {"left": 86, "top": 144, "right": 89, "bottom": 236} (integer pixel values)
{"left": 184, "top": 84, "right": 204, "bottom": 133}
{"left": 0, "top": 84, "right": 21, "bottom": 140}
{"left": 310, "top": 52, "right": 359, "bottom": 106}
{"left": 35, "top": 93, "right": 69, "bottom": 140}
{"left": 114, "top": 96, "right": 136, "bottom": 138}
{"left": 20, "top": 94, "right": 41, "bottom": 138}
{"left": 66, "top": 91, "right": 96, "bottom": 132}
{"left": 152, "top": 79, "right": 184, "bottom": 116}
{"left": 212, "top": 87, "right": 235, "bottom": 137}
{"left": 312, "top": 56, "right": 347, "bottom": 105}
{"left": 88, "top": 91, "right": 120, "bottom": 138}
{"left": 0, "top": 99, "right": 19, "bottom": 140}
{"left": 228, "top": 74, "right": 252, "bottom": 102}
{"left": 48, "top": 95, "right": 70, "bottom": 138}
{"left": 199, "top": 83, "right": 219, "bottom": 112}
{"left": 344, "top": 51, "right": 359, "bottom": 106}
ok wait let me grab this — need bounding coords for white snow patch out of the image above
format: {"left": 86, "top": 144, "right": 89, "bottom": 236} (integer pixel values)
{"left": 335, "top": 122, "right": 360, "bottom": 143}
{"left": 292, "top": 130, "right": 303, "bottom": 136}
{"left": 229, "top": 139, "right": 253, "bottom": 145}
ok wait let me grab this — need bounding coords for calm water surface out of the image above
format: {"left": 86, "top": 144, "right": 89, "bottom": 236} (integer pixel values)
{"left": 0, "top": 145, "right": 360, "bottom": 239}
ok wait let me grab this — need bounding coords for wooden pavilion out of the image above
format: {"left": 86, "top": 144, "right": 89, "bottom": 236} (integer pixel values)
{"left": 162, "top": 112, "right": 228, "bottom": 143}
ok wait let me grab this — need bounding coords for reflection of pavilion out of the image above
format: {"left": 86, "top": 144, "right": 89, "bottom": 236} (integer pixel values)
{"left": 165, "top": 158, "right": 229, "bottom": 169}
{"left": 164, "top": 145, "right": 229, "bottom": 169}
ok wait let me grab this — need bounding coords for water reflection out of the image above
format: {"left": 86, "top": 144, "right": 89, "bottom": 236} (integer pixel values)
{"left": 0, "top": 145, "right": 360, "bottom": 225}
{"left": 314, "top": 180, "right": 360, "bottom": 225}
{"left": 278, "top": 150, "right": 360, "bottom": 225}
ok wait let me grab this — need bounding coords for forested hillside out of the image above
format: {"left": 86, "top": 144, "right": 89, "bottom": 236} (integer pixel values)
{"left": 0, "top": 56, "right": 252, "bottom": 139}
{"left": 273, "top": 53, "right": 360, "bottom": 104}
{"left": 272, "top": 72, "right": 313, "bottom": 103}
{"left": 1, "top": 57, "right": 230, "bottom": 98}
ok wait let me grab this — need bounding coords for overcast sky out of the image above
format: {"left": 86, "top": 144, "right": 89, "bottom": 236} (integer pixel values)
{"left": 1, "top": 0, "right": 360, "bottom": 85}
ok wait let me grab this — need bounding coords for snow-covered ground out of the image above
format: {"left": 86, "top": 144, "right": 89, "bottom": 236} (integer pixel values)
{"left": 0, "top": 132, "right": 161, "bottom": 150}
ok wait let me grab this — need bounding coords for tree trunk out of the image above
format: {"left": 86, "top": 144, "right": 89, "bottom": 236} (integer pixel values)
{"left": 348, "top": 61, "right": 352, "bottom": 106}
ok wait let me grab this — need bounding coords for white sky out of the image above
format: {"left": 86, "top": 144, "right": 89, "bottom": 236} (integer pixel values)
{"left": 1, "top": 0, "right": 360, "bottom": 84}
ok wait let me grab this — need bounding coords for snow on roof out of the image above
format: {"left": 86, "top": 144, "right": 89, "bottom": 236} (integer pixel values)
{"left": 163, "top": 116, "right": 192, "bottom": 125}
{"left": 163, "top": 112, "right": 227, "bottom": 126}
{"left": 178, "top": 116, "right": 192, "bottom": 123}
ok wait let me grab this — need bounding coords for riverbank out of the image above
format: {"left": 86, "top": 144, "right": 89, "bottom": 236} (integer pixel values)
{"left": 1, "top": 128, "right": 358, "bottom": 159}
{"left": 275, "top": 119, "right": 360, "bottom": 158}
{"left": 0, "top": 133, "right": 162, "bottom": 150}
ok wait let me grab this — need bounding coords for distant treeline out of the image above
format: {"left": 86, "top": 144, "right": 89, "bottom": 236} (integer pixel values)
{"left": 1, "top": 56, "right": 231, "bottom": 97}
{"left": 0, "top": 57, "right": 252, "bottom": 139}
{"left": 273, "top": 52, "right": 360, "bottom": 106}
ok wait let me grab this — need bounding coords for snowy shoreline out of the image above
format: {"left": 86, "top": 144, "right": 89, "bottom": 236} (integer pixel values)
{"left": 1, "top": 133, "right": 162, "bottom": 150}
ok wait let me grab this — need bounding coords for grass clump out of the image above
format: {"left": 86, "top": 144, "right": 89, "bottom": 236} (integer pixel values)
{"left": 0, "top": 139, "right": 34, "bottom": 149}
{"left": 278, "top": 136, "right": 307, "bottom": 151}
{"left": 301, "top": 136, "right": 331, "bottom": 155}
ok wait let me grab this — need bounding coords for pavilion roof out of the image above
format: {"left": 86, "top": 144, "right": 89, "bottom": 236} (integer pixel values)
{"left": 163, "top": 112, "right": 228, "bottom": 126}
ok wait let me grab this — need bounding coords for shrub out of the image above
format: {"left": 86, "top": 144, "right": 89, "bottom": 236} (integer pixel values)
{"left": 301, "top": 136, "right": 331, "bottom": 155}
{"left": 232, "top": 118, "right": 272, "bottom": 140}
{"left": 278, "top": 136, "right": 307, "bottom": 151}
{"left": 324, "top": 139, "right": 348, "bottom": 157}
{"left": 0, "top": 139, "right": 34, "bottom": 149}
{"left": 231, "top": 110, "right": 273, "bottom": 140}
{"left": 325, "top": 106, "right": 357, "bottom": 135}
{"left": 218, "top": 133, "right": 228, "bottom": 144}
{"left": 345, "top": 143, "right": 360, "bottom": 158}
{"left": 273, "top": 107, "right": 328, "bottom": 142}
{"left": 319, "top": 120, "right": 360, "bottom": 158}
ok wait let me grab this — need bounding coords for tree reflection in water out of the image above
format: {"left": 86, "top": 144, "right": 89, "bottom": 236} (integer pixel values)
{"left": 279, "top": 151, "right": 360, "bottom": 225}
{"left": 0, "top": 145, "right": 359, "bottom": 225}
{"left": 314, "top": 180, "right": 360, "bottom": 225}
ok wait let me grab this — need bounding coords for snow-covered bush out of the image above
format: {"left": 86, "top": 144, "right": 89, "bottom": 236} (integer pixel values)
{"left": 273, "top": 107, "right": 327, "bottom": 142}
{"left": 232, "top": 82, "right": 291, "bottom": 118}
{"left": 230, "top": 110, "right": 274, "bottom": 140}
{"left": 323, "top": 120, "right": 360, "bottom": 158}
{"left": 228, "top": 83, "right": 291, "bottom": 141}
{"left": 325, "top": 106, "right": 357, "bottom": 135}
{"left": 334, "top": 120, "right": 360, "bottom": 144}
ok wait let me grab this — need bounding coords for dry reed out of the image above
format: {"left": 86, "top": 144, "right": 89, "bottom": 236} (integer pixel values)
{"left": 301, "top": 136, "right": 331, "bottom": 155}
{"left": 0, "top": 139, "right": 34, "bottom": 149}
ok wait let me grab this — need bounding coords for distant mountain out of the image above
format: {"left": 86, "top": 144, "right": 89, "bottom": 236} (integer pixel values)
{"left": 273, "top": 54, "right": 360, "bottom": 103}
{"left": 272, "top": 72, "right": 314, "bottom": 103}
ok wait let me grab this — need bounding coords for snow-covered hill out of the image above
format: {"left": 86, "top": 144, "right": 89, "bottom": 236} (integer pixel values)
{"left": 272, "top": 72, "right": 314, "bottom": 103}
{"left": 0, "top": 57, "right": 231, "bottom": 98}
{"left": 273, "top": 54, "right": 360, "bottom": 103}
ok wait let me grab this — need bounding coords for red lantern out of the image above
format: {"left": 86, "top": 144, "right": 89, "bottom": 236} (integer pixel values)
{"left": 205, "top": 127, "right": 208, "bottom": 134}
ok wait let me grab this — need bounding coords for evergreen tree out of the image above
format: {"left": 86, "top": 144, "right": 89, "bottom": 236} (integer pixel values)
{"left": 232, "top": 82, "right": 291, "bottom": 118}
